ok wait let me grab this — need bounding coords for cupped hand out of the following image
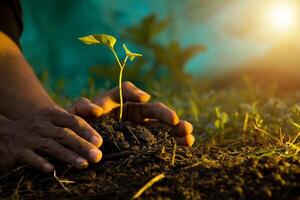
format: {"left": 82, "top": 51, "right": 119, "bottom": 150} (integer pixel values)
{"left": 68, "top": 81, "right": 195, "bottom": 146}
{"left": 0, "top": 106, "right": 103, "bottom": 173}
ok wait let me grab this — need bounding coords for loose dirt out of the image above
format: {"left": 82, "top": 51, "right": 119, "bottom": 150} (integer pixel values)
{"left": 0, "top": 117, "right": 299, "bottom": 199}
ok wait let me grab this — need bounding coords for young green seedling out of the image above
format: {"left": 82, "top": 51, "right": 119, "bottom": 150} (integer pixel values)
{"left": 78, "top": 34, "right": 142, "bottom": 122}
{"left": 214, "top": 107, "right": 229, "bottom": 130}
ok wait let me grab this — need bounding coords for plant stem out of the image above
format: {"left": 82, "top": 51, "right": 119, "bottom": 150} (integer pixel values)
{"left": 111, "top": 48, "right": 123, "bottom": 69}
{"left": 119, "top": 66, "right": 124, "bottom": 122}
{"left": 111, "top": 48, "right": 128, "bottom": 122}
{"left": 118, "top": 56, "right": 129, "bottom": 122}
{"left": 122, "top": 56, "right": 129, "bottom": 68}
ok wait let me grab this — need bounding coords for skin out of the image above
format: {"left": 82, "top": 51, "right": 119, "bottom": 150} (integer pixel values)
{"left": 0, "top": 31, "right": 194, "bottom": 173}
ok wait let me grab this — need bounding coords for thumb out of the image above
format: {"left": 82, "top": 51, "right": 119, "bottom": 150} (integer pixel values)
{"left": 92, "top": 81, "right": 151, "bottom": 113}
{"left": 67, "top": 97, "right": 103, "bottom": 118}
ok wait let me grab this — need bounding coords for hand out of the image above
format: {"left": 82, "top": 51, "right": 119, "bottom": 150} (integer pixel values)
{"left": 68, "top": 81, "right": 195, "bottom": 146}
{"left": 0, "top": 106, "right": 103, "bottom": 173}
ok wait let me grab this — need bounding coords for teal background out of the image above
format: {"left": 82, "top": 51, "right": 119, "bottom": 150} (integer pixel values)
{"left": 20, "top": 0, "right": 274, "bottom": 97}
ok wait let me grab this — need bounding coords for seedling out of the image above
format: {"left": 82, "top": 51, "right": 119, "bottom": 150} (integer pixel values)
{"left": 78, "top": 34, "right": 142, "bottom": 122}
{"left": 214, "top": 107, "right": 229, "bottom": 130}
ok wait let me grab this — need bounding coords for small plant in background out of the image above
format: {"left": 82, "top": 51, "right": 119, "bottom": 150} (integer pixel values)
{"left": 78, "top": 34, "right": 142, "bottom": 122}
{"left": 89, "top": 14, "right": 206, "bottom": 88}
{"left": 123, "top": 14, "right": 206, "bottom": 84}
{"left": 214, "top": 107, "right": 229, "bottom": 130}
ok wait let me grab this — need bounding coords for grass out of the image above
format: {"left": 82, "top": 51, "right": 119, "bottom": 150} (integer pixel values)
{"left": 150, "top": 80, "right": 300, "bottom": 149}
{"left": 4, "top": 77, "right": 298, "bottom": 199}
{"left": 52, "top": 77, "right": 300, "bottom": 158}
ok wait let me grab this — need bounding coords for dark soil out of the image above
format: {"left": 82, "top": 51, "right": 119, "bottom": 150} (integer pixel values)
{"left": 0, "top": 117, "right": 299, "bottom": 200}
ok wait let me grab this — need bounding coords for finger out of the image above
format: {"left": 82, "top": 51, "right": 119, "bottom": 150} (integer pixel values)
{"left": 124, "top": 102, "right": 180, "bottom": 126}
{"left": 47, "top": 127, "right": 102, "bottom": 163}
{"left": 37, "top": 138, "right": 90, "bottom": 168}
{"left": 21, "top": 150, "right": 54, "bottom": 173}
{"left": 175, "top": 135, "right": 195, "bottom": 147}
{"left": 67, "top": 97, "right": 103, "bottom": 118}
{"left": 146, "top": 120, "right": 193, "bottom": 137}
{"left": 46, "top": 107, "right": 102, "bottom": 148}
{"left": 93, "top": 81, "right": 151, "bottom": 113}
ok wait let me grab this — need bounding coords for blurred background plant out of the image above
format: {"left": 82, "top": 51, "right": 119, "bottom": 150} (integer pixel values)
{"left": 89, "top": 14, "right": 206, "bottom": 89}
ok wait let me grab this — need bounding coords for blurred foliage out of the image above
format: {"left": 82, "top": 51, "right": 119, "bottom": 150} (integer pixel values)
{"left": 89, "top": 14, "right": 206, "bottom": 87}
{"left": 50, "top": 75, "right": 300, "bottom": 158}
{"left": 148, "top": 78, "right": 300, "bottom": 158}
{"left": 214, "top": 107, "right": 229, "bottom": 130}
{"left": 124, "top": 14, "right": 170, "bottom": 45}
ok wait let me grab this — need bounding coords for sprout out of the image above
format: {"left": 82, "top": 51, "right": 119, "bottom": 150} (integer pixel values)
{"left": 78, "top": 34, "right": 142, "bottom": 122}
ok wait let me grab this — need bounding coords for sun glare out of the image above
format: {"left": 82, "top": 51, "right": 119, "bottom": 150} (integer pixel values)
{"left": 266, "top": 1, "right": 298, "bottom": 32}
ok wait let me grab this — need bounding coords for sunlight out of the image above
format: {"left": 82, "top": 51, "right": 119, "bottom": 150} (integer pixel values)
{"left": 266, "top": 1, "right": 298, "bottom": 33}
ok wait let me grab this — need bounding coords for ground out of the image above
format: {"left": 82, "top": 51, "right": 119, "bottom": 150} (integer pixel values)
{"left": 0, "top": 81, "right": 299, "bottom": 200}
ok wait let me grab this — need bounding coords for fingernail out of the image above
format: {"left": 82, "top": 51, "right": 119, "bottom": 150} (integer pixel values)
{"left": 138, "top": 90, "right": 151, "bottom": 101}
{"left": 138, "top": 90, "right": 148, "bottom": 96}
{"left": 89, "top": 149, "right": 102, "bottom": 163}
{"left": 89, "top": 103, "right": 102, "bottom": 115}
{"left": 172, "top": 113, "right": 180, "bottom": 125}
{"left": 187, "top": 135, "right": 195, "bottom": 147}
{"left": 76, "top": 157, "right": 88, "bottom": 169}
{"left": 91, "top": 136, "right": 101, "bottom": 147}
{"left": 43, "top": 163, "right": 54, "bottom": 172}
{"left": 92, "top": 106, "right": 103, "bottom": 117}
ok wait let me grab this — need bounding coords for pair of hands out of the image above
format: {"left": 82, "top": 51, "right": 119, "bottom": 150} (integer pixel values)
{"left": 0, "top": 82, "right": 194, "bottom": 173}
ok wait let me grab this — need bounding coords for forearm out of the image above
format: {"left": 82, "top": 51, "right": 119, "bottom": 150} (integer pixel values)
{"left": 0, "top": 32, "right": 55, "bottom": 119}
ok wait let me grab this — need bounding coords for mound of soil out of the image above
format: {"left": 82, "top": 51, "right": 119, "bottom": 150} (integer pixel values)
{"left": 0, "top": 117, "right": 299, "bottom": 199}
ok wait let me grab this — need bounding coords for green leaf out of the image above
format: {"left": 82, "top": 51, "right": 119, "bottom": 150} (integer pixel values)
{"left": 214, "top": 120, "right": 221, "bottom": 129}
{"left": 78, "top": 34, "right": 117, "bottom": 49}
{"left": 123, "top": 44, "right": 142, "bottom": 61}
{"left": 220, "top": 112, "right": 229, "bottom": 124}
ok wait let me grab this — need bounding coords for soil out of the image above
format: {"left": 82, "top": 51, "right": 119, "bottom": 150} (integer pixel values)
{"left": 0, "top": 117, "right": 299, "bottom": 200}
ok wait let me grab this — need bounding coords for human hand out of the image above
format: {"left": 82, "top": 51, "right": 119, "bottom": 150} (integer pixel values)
{"left": 68, "top": 81, "right": 195, "bottom": 146}
{"left": 0, "top": 106, "right": 102, "bottom": 173}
